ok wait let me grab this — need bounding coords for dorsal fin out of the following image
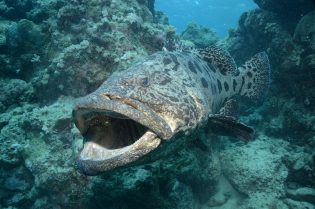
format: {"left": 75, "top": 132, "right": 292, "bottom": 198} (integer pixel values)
{"left": 198, "top": 46, "right": 238, "bottom": 76}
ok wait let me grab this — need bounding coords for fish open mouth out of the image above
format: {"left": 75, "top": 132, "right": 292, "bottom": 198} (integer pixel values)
{"left": 73, "top": 93, "right": 172, "bottom": 175}
{"left": 83, "top": 112, "right": 149, "bottom": 150}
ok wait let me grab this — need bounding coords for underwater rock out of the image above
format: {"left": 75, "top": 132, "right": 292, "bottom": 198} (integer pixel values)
{"left": 181, "top": 23, "right": 219, "bottom": 48}
{"left": 284, "top": 198, "right": 315, "bottom": 209}
{"left": 0, "top": 0, "right": 34, "bottom": 20}
{"left": 241, "top": 192, "right": 289, "bottom": 209}
{"left": 4, "top": 175, "right": 30, "bottom": 191}
{"left": 0, "top": 79, "right": 34, "bottom": 112}
{"left": 0, "top": 33, "right": 6, "bottom": 46}
{"left": 261, "top": 99, "right": 315, "bottom": 144}
{"left": 154, "top": 10, "right": 169, "bottom": 25}
{"left": 220, "top": 138, "right": 288, "bottom": 197}
{"left": 0, "top": 137, "right": 24, "bottom": 167}
{"left": 0, "top": 97, "right": 90, "bottom": 208}
{"left": 286, "top": 187, "right": 315, "bottom": 204}
{"left": 1, "top": 19, "right": 45, "bottom": 79}
{"left": 25, "top": 0, "right": 170, "bottom": 101}
{"left": 226, "top": 5, "right": 315, "bottom": 112}
{"left": 227, "top": 9, "right": 293, "bottom": 65}
{"left": 253, "top": 0, "right": 315, "bottom": 19}
{"left": 294, "top": 10, "right": 315, "bottom": 51}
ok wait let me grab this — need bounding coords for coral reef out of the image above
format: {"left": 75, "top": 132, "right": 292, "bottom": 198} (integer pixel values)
{"left": 226, "top": 8, "right": 315, "bottom": 109}
{"left": 0, "top": 0, "right": 171, "bottom": 101}
{"left": 223, "top": 0, "right": 315, "bottom": 208}
{"left": 294, "top": 11, "right": 315, "bottom": 51}
{"left": 181, "top": 23, "right": 219, "bottom": 48}
{"left": 221, "top": 139, "right": 288, "bottom": 197}
{"left": 253, "top": 0, "right": 315, "bottom": 20}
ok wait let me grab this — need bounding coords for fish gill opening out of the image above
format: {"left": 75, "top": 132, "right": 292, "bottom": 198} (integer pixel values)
{"left": 83, "top": 113, "right": 149, "bottom": 150}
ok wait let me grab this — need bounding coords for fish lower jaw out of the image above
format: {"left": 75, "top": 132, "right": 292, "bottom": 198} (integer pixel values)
{"left": 77, "top": 131, "right": 161, "bottom": 175}
{"left": 79, "top": 141, "right": 132, "bottom": 161}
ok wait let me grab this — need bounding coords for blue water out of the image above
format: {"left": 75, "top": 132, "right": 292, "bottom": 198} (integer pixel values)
{"left": 155, "top": 0, "right": 257, "bottom": 37}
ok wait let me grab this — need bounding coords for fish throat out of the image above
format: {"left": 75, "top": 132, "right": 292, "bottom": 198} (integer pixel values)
{"left": 83, "top": 112, "right": 149, "bottom": 150}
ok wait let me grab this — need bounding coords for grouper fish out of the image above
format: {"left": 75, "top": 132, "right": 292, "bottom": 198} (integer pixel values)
{"left": 73, "top": 47, "right": 270, "bottom": 175}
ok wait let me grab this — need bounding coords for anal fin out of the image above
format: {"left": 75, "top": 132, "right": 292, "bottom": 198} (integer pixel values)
{"left": 208, "top": 114, "right": 254, "bottom": 141}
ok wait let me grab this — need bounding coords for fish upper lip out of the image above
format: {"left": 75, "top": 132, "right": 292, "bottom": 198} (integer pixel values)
{"left": 73, "top": 93, "right": 172, "bottom": 139}
{"left": 72, "top": 92, "right": 172, "bottom": 175}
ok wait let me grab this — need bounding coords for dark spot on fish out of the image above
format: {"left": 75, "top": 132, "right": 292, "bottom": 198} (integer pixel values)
{"left": 203, "top": 64, "right": 211, "bottom": 77}
{"left": 147, "top": 54, "right": 157, "bottom": 60}
{"left": 218, "top": 64, "right": 227, "bottom": 75}
{"left": 164, "top": 68, "right": 171, "bottom": 74}
{"left": 201, "top": 77, "right": 208, "bottom": 88}
{"left": 208, "top": 64, "right": 216, "bottom": 73}
{"left": 170, "top": 54, "right": 179, "bottom": 65}
{"left": 213, "top": 84, "right": 217, "bottom": 94}
{"left": 169, "top": 96, "right": 179, "bottom": 102}
{"left": 184, "top": 117, "right": 190, "bottom": 124}
{"left": 172, "top": 64, "right": 179, "bottom": 71}
{"left": 159, "top": 76, "right": 171, "bottom": 85}
{"left": 210, "top": 83, "right": 214, "bottom": 94}
{"left": 170, "top": 53, "right": 180, "bottom": 71}
{"left": 247, "top": 71, "right": 253, "bottom": 78}
{"left": 224, "top": 82, "right": 229, "bottom": 91}
{"left": 217, "top": 79, "right": 222, "bottom": 93}
{"left": 248, "top": 82, "right": 252, "bottom": 89}
{"left": 188, "top": 61, "right": 197, "bottom": 74}
{"left": 163, "top": 57, "right": 172, "bottom": 65}
{"left": 211, "top": 83, "right": 217, "bottom": 95}
{"left": 148, "top": 93, "right": 156, "bottom": 98}
{"left": 194, "top": 61, "right": 202, "bottom": 73}
{"left": 184, "top": 98, "right": 189, "bottom": 103}
{"left": 233, "top": 79, "right": 237, "bottom": 91}
{"left": 238, "top": 76, "right": 245, "bottom": 94}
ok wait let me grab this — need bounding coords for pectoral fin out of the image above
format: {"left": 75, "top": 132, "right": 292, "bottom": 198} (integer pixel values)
{"left": 219, "top": 99, "right": 239, "bottom": 119}
{"left": 207, "top": 114, "right": 254, "bottom": 141}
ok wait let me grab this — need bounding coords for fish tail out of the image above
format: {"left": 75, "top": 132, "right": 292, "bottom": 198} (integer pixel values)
{"left": 237, "top": 52, "right": 271, "bottom": 103}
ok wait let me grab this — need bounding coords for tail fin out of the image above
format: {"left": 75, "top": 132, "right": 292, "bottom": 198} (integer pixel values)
{"left": 238, "top": 52, "right": 271, "bottom": 103}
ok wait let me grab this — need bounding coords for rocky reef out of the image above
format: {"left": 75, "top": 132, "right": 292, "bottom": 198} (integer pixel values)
{"left": 221, "top": 0, "right": 315, "bottom": 208}
{"left": 180, "top": 23, "right": 219, "bottom": 48}
{"left": 0, "top": 0, "right": 315, "bottom": 209}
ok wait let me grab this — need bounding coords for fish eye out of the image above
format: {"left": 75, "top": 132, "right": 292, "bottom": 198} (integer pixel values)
{"left": 141, "top": 77, "right": 150, "bottom": 87}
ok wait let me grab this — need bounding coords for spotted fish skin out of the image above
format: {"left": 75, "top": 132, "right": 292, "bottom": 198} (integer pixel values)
{"left": 73, "top": 47, "right": 271, "bottom": 175}
{"left": 99, "top": 49, "right": 269, "bottom": 137}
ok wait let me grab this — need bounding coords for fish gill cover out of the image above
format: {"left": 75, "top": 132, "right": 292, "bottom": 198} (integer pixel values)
{"left": 0, "top": 0, "right": 314, "bottom": 209}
